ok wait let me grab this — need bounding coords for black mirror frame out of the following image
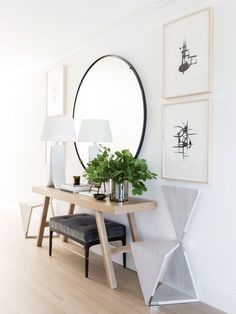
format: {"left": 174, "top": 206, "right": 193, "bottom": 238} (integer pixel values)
{"left": 72, "top": 54, "right": 147, "bottom": 169}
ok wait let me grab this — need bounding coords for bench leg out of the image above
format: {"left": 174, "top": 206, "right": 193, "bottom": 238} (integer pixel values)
{"left": 122, "top": 236, "right": 126, "bottom": 268}
{"left": 49, "top": 230, "right": 53, "bottom": 256}
{"left": 63, "top": 204, "right": 75, "bottom": 243}
{"left": 85, "top": 245, "right": 89, "bottom": 278}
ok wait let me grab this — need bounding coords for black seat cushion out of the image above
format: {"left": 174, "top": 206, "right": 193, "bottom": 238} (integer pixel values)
{"left": 50, "top": 213, "right": 126, "bottom": 244}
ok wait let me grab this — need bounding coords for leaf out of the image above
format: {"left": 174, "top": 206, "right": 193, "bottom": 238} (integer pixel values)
{"left": 84, "top": 146, "right": 157, "bottom": 195}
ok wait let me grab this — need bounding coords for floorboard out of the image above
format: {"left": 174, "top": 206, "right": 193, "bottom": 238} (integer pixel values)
{"left": 0, "top": 207, "right": 226, "bottom": 314}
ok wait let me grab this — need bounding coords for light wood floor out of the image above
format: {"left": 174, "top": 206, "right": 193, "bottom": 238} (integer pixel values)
{"left": 0, "top": 208, "right": 226, "bottom": 314}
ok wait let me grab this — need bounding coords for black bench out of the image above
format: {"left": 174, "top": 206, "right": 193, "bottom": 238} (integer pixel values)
{"left": 49, "top": 213, "right": 126, "bottom": 278}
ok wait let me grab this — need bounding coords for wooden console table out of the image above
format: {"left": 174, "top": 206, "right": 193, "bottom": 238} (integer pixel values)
{"left": 32, "top": 186, "right": 156, "bottom": 289}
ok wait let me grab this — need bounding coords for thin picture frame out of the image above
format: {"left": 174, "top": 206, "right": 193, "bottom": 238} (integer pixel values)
{"left": 45, "top": 65, "right": 66, "bottom": 165}
{"left": 162, "top": 98, "right": 212, "bottom": 183}
{"left": 163, "top": 7, "right": 213, "bottom": 99}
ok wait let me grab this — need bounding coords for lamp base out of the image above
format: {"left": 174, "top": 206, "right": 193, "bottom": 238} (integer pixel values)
{"left": 47, "top": 144, "right": 66, "bottom": 189}
{"left": 89, "top": 143, "right": 100, "bottom": 161}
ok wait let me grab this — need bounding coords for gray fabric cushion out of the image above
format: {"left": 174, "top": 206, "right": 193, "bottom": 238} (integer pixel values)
{"left": 50, "top": 213, "right": 126, "bottom": 243}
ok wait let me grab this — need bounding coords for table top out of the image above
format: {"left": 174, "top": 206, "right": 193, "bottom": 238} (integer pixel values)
{"left": 32, "top": 186, "right": 156, "bottom": 215}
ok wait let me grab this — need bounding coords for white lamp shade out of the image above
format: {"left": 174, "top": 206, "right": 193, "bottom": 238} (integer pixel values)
{"left": 78, "top": 119, "right": 112, "bottom": 143}
{"left": 41, "top": 115, "right": 77, "bottom": 142}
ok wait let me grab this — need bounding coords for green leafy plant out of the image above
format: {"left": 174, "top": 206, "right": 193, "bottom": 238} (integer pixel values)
{"left": 84, "top": 146, "right": 157, "bottom": 195}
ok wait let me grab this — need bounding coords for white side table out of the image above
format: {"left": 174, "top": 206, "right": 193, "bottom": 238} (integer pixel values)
{"left": 131, "top": 185, "right": 200, "bottom": 306}
{"left": 20, "top": 201, "right": 54, "bottom": 238}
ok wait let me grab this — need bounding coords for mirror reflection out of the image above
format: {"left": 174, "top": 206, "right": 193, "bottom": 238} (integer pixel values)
{"left": 73, "top": 55, "right": 146, "bottom": 168}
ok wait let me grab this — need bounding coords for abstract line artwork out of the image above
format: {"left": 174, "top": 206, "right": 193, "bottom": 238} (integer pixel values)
{"left": 173, "top": 121, "right": 196, "bottom": 158}
{"left": 179, "top": 41, "right": 197, "bottom": 74}
{"left": 45, "top": 65, "right": 66, "bottom": 165}
{"left": 162, "top": 99, "right": 210, "bottom": 183}
{"left": 163, "top": 8, "right": 212, "bottom": 98}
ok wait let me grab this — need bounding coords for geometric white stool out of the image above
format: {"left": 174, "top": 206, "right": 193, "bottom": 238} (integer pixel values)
{"left": 20, "top": 201, "right": 55, "bottom": 238}
{"left": 131, "top": 185, "right": 200, "bottom": 306}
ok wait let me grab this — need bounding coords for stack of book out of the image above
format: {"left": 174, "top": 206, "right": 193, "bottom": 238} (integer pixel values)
{"left": 60, "top": 184, "right": 90, "bottom": 193}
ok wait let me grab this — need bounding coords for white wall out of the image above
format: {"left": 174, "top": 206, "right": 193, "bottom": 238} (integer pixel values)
{"left": 61, "top": 2, "right": 236, "bottom": 312}
{"left": 0, "top": 70, "right": 48, "bottom": 207}
{"left": 1, "top": 0, "right": 236, "bottom": 313}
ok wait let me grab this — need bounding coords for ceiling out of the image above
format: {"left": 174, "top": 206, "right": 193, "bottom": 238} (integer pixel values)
{"left": 0, "top": 0, "right": 171, "bottom": 72}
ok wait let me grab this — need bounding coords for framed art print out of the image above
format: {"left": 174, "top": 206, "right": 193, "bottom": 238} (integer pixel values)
{"left": 162, "top": 99, "right": 211, "bottom": 183}
{"left": 45, "top": 65, "right": 66, "bottom": 165}
{"left": 46, "top": 65, "right": 65, "bottom": 116}
{"left": 163, "top": 7, "right": 213, "bottom": 98}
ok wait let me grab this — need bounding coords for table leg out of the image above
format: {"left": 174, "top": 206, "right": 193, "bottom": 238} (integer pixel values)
{"left": 63, "top": 203, "right": 75, "bottom": 242}
{"left": 127, "top": 213, "right": 139, "bottom": 242}
{"left": 95, "top": 211, "right": 117, "bottom": 289}
{"left": 37, "top": 196, "right": 50, "bottom": 247}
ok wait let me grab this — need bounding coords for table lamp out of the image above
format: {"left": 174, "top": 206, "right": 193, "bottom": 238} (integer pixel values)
{"left": 41, "top": 115, "right": 77, "bottom": 188}
{"left": 78, "top": 119, "right": 112, "bottom": 161}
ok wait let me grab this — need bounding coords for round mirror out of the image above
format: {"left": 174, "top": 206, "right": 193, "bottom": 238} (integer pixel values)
{"left": 73, "top": 55, "right": 146, "bottom": 169}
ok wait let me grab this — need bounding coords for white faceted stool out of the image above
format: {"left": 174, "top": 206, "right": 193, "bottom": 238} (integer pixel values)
{"left": 20, "top": 201, "right": 55, "bottom": 238}
{"left": 131, "top": 185, "right": 199, "bottom": 306}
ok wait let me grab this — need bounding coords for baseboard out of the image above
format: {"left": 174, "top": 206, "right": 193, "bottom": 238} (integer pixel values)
{"left": 199, "top": 278, "right": 236, "bottom": 314}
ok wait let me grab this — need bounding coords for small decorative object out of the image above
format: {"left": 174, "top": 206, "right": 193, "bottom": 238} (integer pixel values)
{"left": 84, "top": 146, "right": 157, "bottom": 201}
{"left": 163, "top": 7, "right": 213, "bottom": 98}
{"left": 88, "top": 182, "right": 103, "bottom": 193}
{"left": 73, "top": 176, "right": 80, "bottom": 185}
{"left": 162, "top": 99, "right": 211, "bottom": 183}
{"left": 93, "top": 193, "right": 107, "bottom": 201}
